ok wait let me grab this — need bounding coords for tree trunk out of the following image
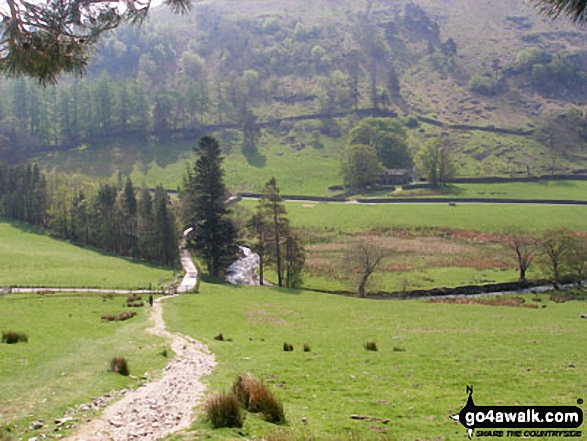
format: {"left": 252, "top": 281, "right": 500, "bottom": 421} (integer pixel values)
{"left": 518, "top": 267, "right": 526, "bottom": 283}
{"left": 358, "top": 272, "right": 370, "bottom": 298}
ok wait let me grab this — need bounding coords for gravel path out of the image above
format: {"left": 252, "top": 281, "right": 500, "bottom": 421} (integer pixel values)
{"left": 65, "top": 296, "right": 216, "bottom": 441}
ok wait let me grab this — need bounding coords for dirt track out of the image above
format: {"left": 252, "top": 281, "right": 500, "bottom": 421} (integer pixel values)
{"left": 65, "top": 296, "right": 216, "bottom": 441}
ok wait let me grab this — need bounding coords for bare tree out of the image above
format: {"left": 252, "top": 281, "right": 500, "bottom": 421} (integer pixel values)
{"left": 347, "top": 240, "right": 385, "bottom": 298}
{"left": 509, "top": 232, "right": 538, "bottom": 283}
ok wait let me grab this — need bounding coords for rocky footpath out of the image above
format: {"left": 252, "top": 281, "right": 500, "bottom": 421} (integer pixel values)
{"left": 64, "top": 296, "right": 216, "bottom": 441}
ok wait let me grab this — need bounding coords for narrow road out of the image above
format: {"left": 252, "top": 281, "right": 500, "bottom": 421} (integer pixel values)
{"left": 65, "top": 295, "right": 216, "bottom": 441}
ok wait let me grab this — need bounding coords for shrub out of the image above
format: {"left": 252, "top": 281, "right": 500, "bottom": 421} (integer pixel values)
{"left": 214, "top": 333, "right": 224, "bottom": 341}
{"left": 232, "top": 374, "right": 286, "bottom": 424}
{"left": 109, "top": 356, "right": 130, "bottom": 376}
{"left": 126, "top": 302, "right": 144, "bottom": 308}
{"left": 303, "top": 343, "right": 311, "bottom": 352}
{"left": 283, "top": 342, "right": 293, "bottom": 351}
{"left": 364, "top": 341, "right": 378, "bottom": 351}
{"left": 1, "top": 331, "right": 28, "bottom": 344}
{"left": 101, "top": 311, "right": 137, "bottom": 322}
{"left": 205, "top": 392, "right": 244, "bottom": 428}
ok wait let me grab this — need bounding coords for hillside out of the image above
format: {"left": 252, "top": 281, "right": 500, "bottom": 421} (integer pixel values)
{"left": 3, "top": 0, "right": 587, "bottom": 194}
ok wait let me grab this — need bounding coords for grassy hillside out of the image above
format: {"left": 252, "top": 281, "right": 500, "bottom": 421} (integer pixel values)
{"left": 0, "top": 293, "right": 168, "bottom": 439}
{"left": 0, "top": 220, "right": 174, "bottom": 289}
{"left": 164, "top": 283, "right": 586, "bottom": 440}
{"left": 21, "top": 0, "right": 587, "bottom": 195}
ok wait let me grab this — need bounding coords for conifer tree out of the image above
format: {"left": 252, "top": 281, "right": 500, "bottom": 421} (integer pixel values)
{"left": 153, "top": 186, "right": 179, "bottom": 267}
{"left": 258, "top": 177, "right": 290, "bottom": 287}
{"left": 182, "top": 135, "right": 237, "bottom": 278}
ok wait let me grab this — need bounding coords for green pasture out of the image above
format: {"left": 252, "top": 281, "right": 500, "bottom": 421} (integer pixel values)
{"left": 34, "top": 130, "right": 344, "bottom": 197}
{"left": 236, "top": 200, "right": 587, "bottom": 234}
{"left": 395, "top": 180, "right": 587, "bottom": 201}
{"left": 0, "top": 293, "right": 168, "bottom": 438}
{"left": 164, "top": 283, "right": 586, "bottom": 440}
{"left": 0, "top": 220, "right": 174, "bottom": 289}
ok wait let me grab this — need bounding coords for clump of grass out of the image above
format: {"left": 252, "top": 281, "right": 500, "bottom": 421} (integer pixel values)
{"left": 126, "top": 294, "right": 143, "bottom": 308}
{"left": 109, "top": 356, "right": 130, "bottom": 376}
{"left": 283, "top": 342, "right": 293, "bottom": 351}
{"left": 232, "top": 374, "right": 285, "bottom": 424}
{"left": 393, "top": 346, "right": 406, "bottom": 352}
{"left": 214, "top": 333, "right": 224, "bottom": 341}
{"left": 161, "top": 348, "right": 169, "bottom": 358}
{"left": 303, "top": 343, "right": 311, "bottom": 352}
{"left": 205, "top": 391, "right": 244, "bottom": 428}
{"left": 0, "top": 426, "right": 13, "bottom": 440}
{"left": 101, "top": 311, "right": 137, "bottom": 322}
{"left": 364, "top": 341, "right": 378, "bottom": 351}
{"left": 1, "top": 331, "right": 28, "bottom": 344}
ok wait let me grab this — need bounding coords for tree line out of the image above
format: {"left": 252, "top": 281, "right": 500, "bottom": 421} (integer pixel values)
{"left": 0, "top": 164, "right": 179, "bottom": 268}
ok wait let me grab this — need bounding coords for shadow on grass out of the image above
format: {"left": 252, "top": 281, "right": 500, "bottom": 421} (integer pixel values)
{"left": 2, "top": 217, "right": 47, "bottom": 236}
{"left": 243, "top": 148, "right": 267, "bottom": 168}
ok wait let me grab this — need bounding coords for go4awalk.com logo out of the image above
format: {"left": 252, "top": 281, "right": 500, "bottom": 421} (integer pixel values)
{"left": 450, "top": 386, "right": 583, "bottom": 439}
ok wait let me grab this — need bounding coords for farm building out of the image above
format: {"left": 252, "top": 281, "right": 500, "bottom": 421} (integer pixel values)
{"left": 377, "top": 168, "right": 414, "bottom": 185}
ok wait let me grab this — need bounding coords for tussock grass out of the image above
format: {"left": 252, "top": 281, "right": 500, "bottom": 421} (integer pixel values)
{"left": 205, "top": 391, "right": 244, "bottom": 428}
{"left": 1, "top": 331, "right": 28, "bottom": 344}
{"left": 232, "top": 374, "right": 285, "bottom": 424}
{"left": 283, "top": 343, "right": 293, "bottom": 352}
{"left": 101, "top": 311, "right": 137, "bottom": 322}
{"left": 363, "top": 341, "right": 377, "bottom": 351}
{"left": 109, "top": 356, "right": 130, "bottom": 376}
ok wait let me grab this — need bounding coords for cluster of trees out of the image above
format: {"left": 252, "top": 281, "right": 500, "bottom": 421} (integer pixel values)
{"left": 48, "top": 177, "right": 179, "bottom": 267}
{"left": 511, "top": 228, "right": 587, "bottom": 287}
{"left": 0, "top": 164, "right": 47, "bottom": 225}
{"left": 0, "top": 164, "right": 179, "bottom": 267}
{"left": 181, "top": 137, "right": 305, "bottom": 286}
{"left": 0, "top": 1, "right": 469, "bottom": 164}
{"left": 247, "top": 178, "right": 305, "bottom": 288}
{"left": 341, "top": 118, "right": 412, "bottom": 189}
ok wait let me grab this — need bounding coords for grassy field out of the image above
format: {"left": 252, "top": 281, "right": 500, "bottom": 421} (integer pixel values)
{"left": 0, "top": 292, "right": 168, "bottom": 439}
{"left": 238, "top": 200, "right": 587, "bottom": 234}
{"left": 164, "top": 283, "right": 586, "bottom": 440}
{"left": 391, "top": 180, "right": 587, "bottom": 201}
{"left": 0, "top": 220, "right": 174, "bottom": 289}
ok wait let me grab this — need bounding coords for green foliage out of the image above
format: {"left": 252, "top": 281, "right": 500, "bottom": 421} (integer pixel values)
{"left": 348, "top": 118, "right": 412, "bottom": 169}
{"left": 183, "top": 136, "right": 238, "bottom": 278}
{"left": 514, "top": 47, "right": 548, "bottom": 71}
{"left": 205, "top": 392, "right": 244, "bottom": 429}
{"left": 418, "top": 138, "right": 458, "bottom": 187}
{"left": 467, "top": 74, "right": 504, "bottom": 96}
{"left": 0, "top": 0, "right": 192, "bottom": 85}
{"left": 251, "top": 177, "right": 304, "bottom": 288}
{"left": 341, "top": 144, "right": 383, "bottom": 190}
{"left": 532, "top": 0, "right": 587, "bottom": 24}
